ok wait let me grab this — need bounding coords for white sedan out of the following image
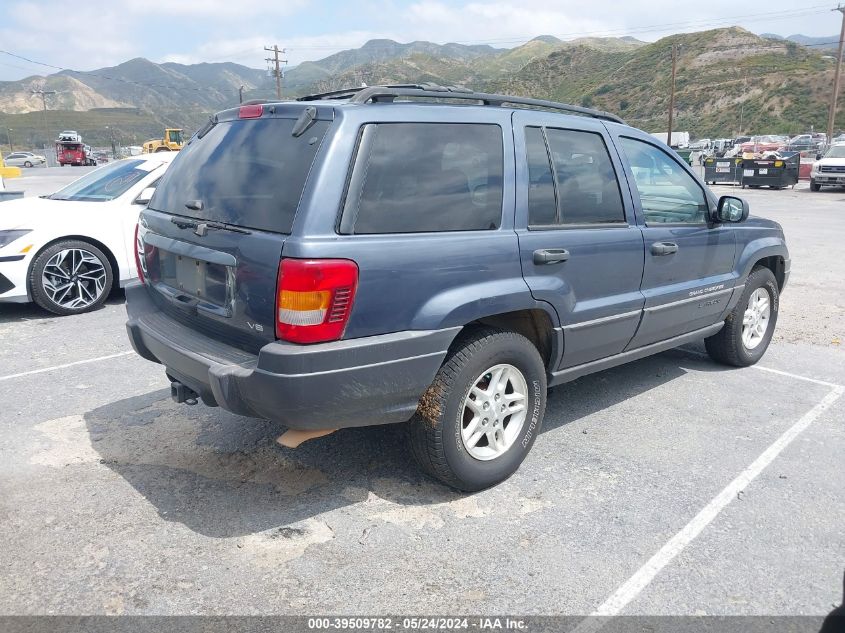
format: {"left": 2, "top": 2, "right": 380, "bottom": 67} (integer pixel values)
{"left": 4, "top": 152, "right": 47, "bottom": 168}
{"left": 0, "top": 153, "right": 176, "bottom": 315}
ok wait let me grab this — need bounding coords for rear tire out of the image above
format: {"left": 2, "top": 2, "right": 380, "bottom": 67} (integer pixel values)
{"left": 705, "top": 267, "right": 779, "bottom": 367}
{"left": 407, "top": 328, "right": 546, "bottom": 491}
{"left": 154, "top": 147, "right": 170, "bottom": 152}
{"left": 24, "top": 161, "right": 32, "bottom": 168}
{"left": 29, "top": 240, "right": 113, "bottom": 316}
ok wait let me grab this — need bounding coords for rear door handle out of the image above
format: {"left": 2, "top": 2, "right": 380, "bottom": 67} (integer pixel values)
{"left": 651, "top": 242, "right": 679, "bottom": 256}
{"left": 533, "top": 248, "right": 570, "bottom": 265}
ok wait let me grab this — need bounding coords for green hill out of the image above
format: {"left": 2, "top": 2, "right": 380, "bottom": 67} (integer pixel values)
{"left": 494, "top": 27, "right": 833, "bottom": 137}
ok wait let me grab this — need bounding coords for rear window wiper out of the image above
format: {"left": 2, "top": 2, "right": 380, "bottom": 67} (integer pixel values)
{"left": 170, "top": 216, "right": 252, "bottom": 235}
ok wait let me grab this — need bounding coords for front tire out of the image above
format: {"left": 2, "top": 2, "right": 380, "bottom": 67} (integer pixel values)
{"left": 705, "top": 267, "right": 779, "bottom": 367}
{"left": 407, "top": 329, "right": 547, "bottom": 491}
{"left": 29, "top": 240, "right": 113, "bottom": 316}
{"left": 24, "top": 161, "right": 32, "bottom": 168}
{"left": 810, "top": 180, "right": 821, "bottom": 192}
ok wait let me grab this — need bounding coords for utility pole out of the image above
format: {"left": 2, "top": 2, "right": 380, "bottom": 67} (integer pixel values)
{"left": 31, "top": 89, "right": 56, "bottom": 149}
{"left": 827, "top": 5, "right": 845, "bottom": 143}
{"left": 667, "top": 43, "right": 678, "bottom": 147}
{"left": 6, "top": 128, "right": 12, "bottom": 153}
{"left": 238, "top": 85, "right": 245, "bottom": 104}
{"left": 264, "top": 45, "right": 286, "bottom": 100}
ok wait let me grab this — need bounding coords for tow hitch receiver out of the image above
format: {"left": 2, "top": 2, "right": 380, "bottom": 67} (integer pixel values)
{"left": 171, "top": 381, "right": 199, "bottom": 405}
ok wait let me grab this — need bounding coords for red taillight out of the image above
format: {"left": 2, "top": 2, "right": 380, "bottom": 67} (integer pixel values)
{"left": 239, "top": 104, "right": 263, "bottom": 119}
{"left": 134, "top": 222, "right": 145, "bottom": 284}
{"left": 275, "top": 258, "right": 358, "bottom": 344}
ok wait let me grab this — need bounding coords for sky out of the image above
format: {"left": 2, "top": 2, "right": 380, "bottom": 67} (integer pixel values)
{"left": 0, "top": 0, "right": 841, "bottom": 81}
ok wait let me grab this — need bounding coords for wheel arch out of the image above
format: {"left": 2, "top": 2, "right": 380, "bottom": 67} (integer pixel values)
{"left": 454, "top": 308, "right": 560, "bottom": 371}
{"left": 737, "top": 238, "right": 788, "bottom": 290}
{"left": 750, "top": 254, "right": 787, "bottom": 291}
{"left": 26, "top": 235, "right": 120, "bottom": 296}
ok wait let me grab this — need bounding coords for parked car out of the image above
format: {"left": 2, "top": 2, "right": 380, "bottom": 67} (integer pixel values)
{"left": 810, "top": 142, "right": 845, "bottom": 191}
{"left": 126, "top": 85, "right": 790, "bottom": 491}
{"left": 740, "top": 135, "right": 788, "bottom": 154}
{"left": 0, "top": 153, "right": 176, "bottom": 314}
{"left": 3, "top": 151, "right": 47, "bottom": 168}
{"left": 786, "top": 134, "right": 824, "bottom": 152}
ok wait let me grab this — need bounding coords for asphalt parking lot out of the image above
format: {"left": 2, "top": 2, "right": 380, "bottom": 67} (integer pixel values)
{"left": 0, "top": 171, "right": 843, "bottom": 621}
{"left": 10, "top": 165, "right": 96, "bottom": 198}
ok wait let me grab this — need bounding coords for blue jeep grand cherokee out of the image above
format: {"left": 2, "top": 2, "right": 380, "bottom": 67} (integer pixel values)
{"left": 126, "top": 85, "right": 790, "bottom": 491}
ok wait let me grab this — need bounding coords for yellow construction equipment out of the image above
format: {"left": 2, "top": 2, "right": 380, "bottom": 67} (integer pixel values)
{"left": 142, "top": 128, "right": 185, "bottom": 153}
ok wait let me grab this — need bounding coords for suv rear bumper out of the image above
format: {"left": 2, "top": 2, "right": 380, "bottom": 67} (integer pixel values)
{"left": 125, "top": 283, "right": 458, "bottom": 430}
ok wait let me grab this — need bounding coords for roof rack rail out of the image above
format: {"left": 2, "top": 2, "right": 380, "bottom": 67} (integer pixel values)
{"left": 297, "top": 83, "right": 462, "bottom": 102}
{"left": 342, "top": 85, "right": 624, "bottom": 123}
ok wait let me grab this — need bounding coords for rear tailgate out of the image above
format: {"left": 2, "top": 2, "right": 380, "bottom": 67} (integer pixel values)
{"left": 137, "top": 106, "right": 333, "bottom": 353}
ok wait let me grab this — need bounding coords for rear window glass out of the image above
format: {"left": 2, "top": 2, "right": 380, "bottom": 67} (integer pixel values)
{"left": 341, "top": 123, "right": 503, "bottom": 234}
{"left": 149, "top": 118, "right": 330, "bottom": 234}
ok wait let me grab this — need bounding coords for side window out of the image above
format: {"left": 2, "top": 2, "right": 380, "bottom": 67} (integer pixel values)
{"left": 619, "top": 137, "right": 708, "bottom": 224}
{"left": 525, "top": 127, "right": 557, "bottom": 225}
{"left": 342, "top": 123, "right": 503, "bottom": 234}
{"left": 525, "top": 126, "right": 625, "bottom": 226}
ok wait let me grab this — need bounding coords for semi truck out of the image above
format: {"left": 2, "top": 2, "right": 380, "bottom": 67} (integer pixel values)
{"left": 56, "top": 140, "right": 91, "bottom": 166}
{"left": 55, "top": 131, "right": 97, "bottom": 166}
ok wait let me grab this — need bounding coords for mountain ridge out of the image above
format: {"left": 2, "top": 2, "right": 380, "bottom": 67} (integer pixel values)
{"left": 0, "top": 29, "right": 839, "bottom": 145}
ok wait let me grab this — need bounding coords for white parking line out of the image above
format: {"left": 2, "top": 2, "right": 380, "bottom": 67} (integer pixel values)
{"left": 677, "top": 346, "right": 841, "bottom": 388}
{"left": 573, "top": 380, "right": 844, "bottom": 632}
{"left": 751, "top": 364, "right": 842, "bottom": 389}
{"left": 0, "top": 351, "right": 134, "bottom": 383}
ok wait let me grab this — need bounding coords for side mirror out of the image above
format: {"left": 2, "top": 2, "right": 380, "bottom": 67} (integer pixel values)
{"left": 134, "top": 186, "right": 156, "bottom": 205}
{"left": 816, "top": 153, "right": 823, "bottom": 160}
{"left": 715, "top": 195, "right": 749, "bottom": 223}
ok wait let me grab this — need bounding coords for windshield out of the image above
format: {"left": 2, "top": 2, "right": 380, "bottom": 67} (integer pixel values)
{"left": 48, "top": 159, "right": 161, "bottom": 202}
{"left": 168, "top": 130, "right": 183, "bottom": 144}
{"left": 825, "top": 145, "right": 845, "bottom": 159}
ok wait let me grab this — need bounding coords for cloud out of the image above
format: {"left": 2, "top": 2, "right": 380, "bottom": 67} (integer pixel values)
{"left": 0, "top": 1, "right": 139, "bottom": 77}
{"left": 162, "top": 31, "right": 387, "bottom": 69}
{"left": 123, "top": 0, "right": 308, "bottom": 18}
{"left": 404, "top": 1, "right": 612, "bottom": 44}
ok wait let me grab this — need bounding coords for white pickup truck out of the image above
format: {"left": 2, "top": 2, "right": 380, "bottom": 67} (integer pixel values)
{"left": 810, "top": 142, "right": 845, "bottom": 191}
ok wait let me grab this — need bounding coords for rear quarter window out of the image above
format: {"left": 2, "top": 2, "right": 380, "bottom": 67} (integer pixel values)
{"left": 149, "top": 117, "right": 330, "bottom": 234}
{"left": 340, "top": 122, "right": 504, "bottom": 234}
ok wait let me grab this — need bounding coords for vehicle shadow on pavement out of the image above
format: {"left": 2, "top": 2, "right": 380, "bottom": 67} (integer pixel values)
{"left": 82, "top": 346, "right": 730, "bottom": 539}
{"left": 0, "top": 291, "right": 125, "bottom": 324}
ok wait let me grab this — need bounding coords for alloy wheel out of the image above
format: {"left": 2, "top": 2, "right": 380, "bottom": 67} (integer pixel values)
{"left": 460, "top": 363, "right": 528, "bottom": 461}
{"left": 741, "top": 287, "right": 771, "bottom": 350}
{"left": 41, "top": 248, "right": 107, "bottom": 310}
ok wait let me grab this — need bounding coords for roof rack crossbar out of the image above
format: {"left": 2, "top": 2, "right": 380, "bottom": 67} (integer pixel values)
{"left": 344, "top": 85, "right": 623, "bottom": 123}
